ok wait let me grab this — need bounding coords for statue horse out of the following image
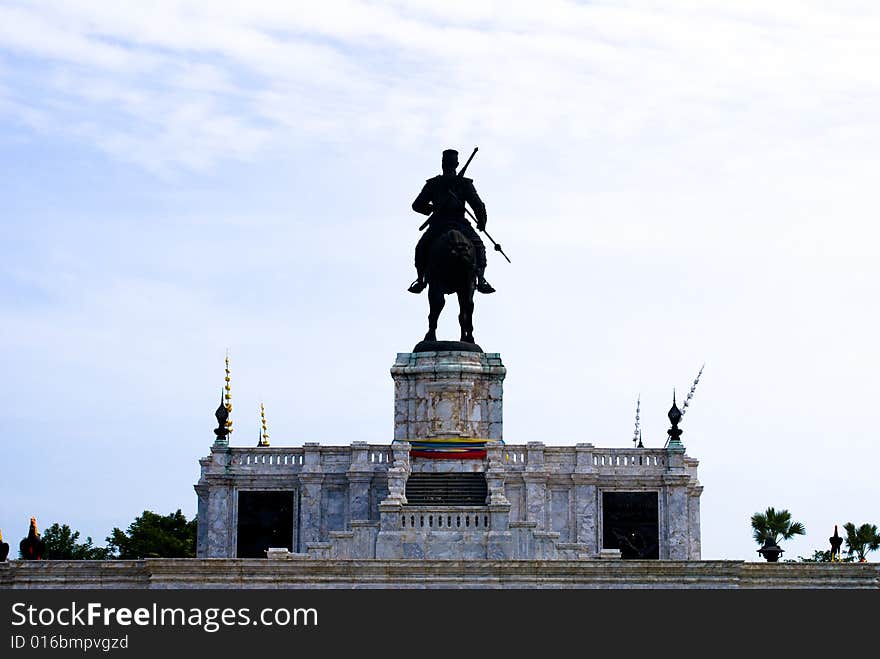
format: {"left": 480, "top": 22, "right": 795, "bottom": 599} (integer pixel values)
{"left": 423, "top": 227, "right": 478, "bottom": 344}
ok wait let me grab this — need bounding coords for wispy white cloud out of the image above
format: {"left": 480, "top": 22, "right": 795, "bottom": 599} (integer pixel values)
{"left": 2, "top": 1, "right": 879, "bottom": 173}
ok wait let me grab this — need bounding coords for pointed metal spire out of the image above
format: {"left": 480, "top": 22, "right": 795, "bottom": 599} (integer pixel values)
{"left": 681, "top": 364, "right": 704, "bottom": 416}
{"left": 213, "top": 351, "right": 233, "bottom": 446}
{"left": 258, "top": 402, "right": 270, "bottom": 447}
{"left": 223, "top": 350, "right": 233, "bottom": 436}
{"left": 632, "top": 394, "right": 641, "bottom": 447}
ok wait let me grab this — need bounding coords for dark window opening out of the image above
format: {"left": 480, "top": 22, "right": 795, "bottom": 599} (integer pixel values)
{"left": 602, "top": 491, "right": 659, "bottom": 559}
{"left": 237, "top": 491, "right": 295, "bottom": 558}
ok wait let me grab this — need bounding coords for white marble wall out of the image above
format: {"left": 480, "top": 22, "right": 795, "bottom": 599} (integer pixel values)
{"left": 194, "top": 351, "right": 702, "bottom": 560}
{"left": 196, "top": 440, "right": 702, "bottom": 560}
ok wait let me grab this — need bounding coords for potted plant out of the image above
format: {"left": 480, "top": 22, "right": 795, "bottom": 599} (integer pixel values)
{"left": 751, "top": 507, "right": 805, "bottom": 562}
{"left": 842, "top": 523, "right": 880, "bottom": 562}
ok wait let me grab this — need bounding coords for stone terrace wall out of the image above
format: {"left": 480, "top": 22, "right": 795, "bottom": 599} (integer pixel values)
{"left": 1, "top": 560, "right": 877, "bottom": 589}
{"left": 197, "top": 441, "right": 703, "bottom": 559}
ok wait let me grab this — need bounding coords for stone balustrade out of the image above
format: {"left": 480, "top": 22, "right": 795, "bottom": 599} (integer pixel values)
{"left": 213, "top": 443, "right": 677, "bottom": 477}
{"left": 400, "top": 507, "right": 492, "bottom": 531}
{"left": 500, "top": 445, "right": 669, "bottom": 473}
{"left": 209, "top": 444, "right": 394, "bottom": 476}
{"left": 590, "top": 449, "right": 667, "bottom": 470}
{"left": 369, "top": 448, "right": 393, "bottom": 464}
{"left": 229, "top": 448, "right": 305, "bottom": 469}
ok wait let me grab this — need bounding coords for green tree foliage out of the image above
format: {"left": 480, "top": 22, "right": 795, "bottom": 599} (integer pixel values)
{"left": 750, "top": 507, "right": 806, "bottom": 547}
{"left": 106, "top": 510, "right": 196, "bottom": 559}
{"left": 39, "top": 523, "right": 111, "bottom": 560}
{"left": 797, "top": 549, "right": 854, "bottom": 563}
{"left": 842, "top": 522, "right": 880, "bottom": 562}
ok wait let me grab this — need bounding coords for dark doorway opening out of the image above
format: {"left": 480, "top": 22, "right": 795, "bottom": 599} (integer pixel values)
{"left": 602, "top": 491, "right": 659, "bottom": 559}
{"left": 236, "top": 491, "right": 295, "bottom": 558}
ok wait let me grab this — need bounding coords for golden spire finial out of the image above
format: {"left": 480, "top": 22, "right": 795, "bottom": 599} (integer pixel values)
{"left": 0, "top": 528, "right": 4, "bottom": 543}
{"left": 30, "top": 516, "right": 39, "bottom": 537}
{"left": 224, "top": 350, "right": 233, "bottom": 435}
{"left": 258, "top": 402, "right": 270, "bottom": 447}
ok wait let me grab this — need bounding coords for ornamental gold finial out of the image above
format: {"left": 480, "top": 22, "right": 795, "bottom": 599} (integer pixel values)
{"left": 224, "top": 350, "right": 233, "bottom": 435}
{"left": 258, "top": 402, "right": 270, "bottom": 447}
{"left": 0, "top": 528, "right": 4, "bottom": 543}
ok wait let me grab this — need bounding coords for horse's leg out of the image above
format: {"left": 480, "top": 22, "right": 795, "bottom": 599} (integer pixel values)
{"left": 424, "top": 284, "right": 445, "bottom": 342}
{"left": 457, "top": 286, "right": 475, "bottom": 343}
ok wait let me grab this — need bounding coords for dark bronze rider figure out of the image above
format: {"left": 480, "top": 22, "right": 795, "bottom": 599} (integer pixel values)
{"left": 408, "top": 149, "right": 495, "bottom": 295}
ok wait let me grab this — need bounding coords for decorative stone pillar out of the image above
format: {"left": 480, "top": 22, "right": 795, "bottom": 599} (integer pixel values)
{"left": 195, "top": 484, "right": 209, "bottom": 558}
{"left": 299, "top": 443, "right": 324, "bottom": 547}
{"left": 485, "top": 443, "right": 509, "bottom": 506}
{"left": 685, "top": 456, "right": 703, "bottom": 560}
{"left": 384, "top": 442, "right": 411, "bottom": 505}
{"left": 688, "top": 485, "right": 703, "bottom": 560}
{"left": 573, "top": 443, "right": 598, "bottom": 555}
{"left": 194, "top": 453, "right": 212, "bottom": 558}
{"left": 486, "top": 443, "right": 513, "bottom": 559}
{"left": 391, "top": 351, "right": 506, "bottom": 440}
{"left": 663, "top": 444, "right": 690, "bottom": 559}
{"left": 375, "top": 442, "right": 411, "bottom": 558}
{"left": 347, "top": 441, "right": 372, "bottom": 523}
{"left": 524, "top": 441, "right": 547, "bottom": 530}
{"left": 206, "top": 485, "right": 234, "bottom": 558}
{"left": 196, "top": 446, "right": 236, "bottom": 557}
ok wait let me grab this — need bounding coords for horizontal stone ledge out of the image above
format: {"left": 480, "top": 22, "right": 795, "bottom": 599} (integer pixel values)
{"left": 555, "top": 543, "right": 590, "bottom": 550}
{"left": 391, "top": 364, "right": 506, "bottom": 375}
{"left": 2, "top": 560, "right": 877, "bottom": 589}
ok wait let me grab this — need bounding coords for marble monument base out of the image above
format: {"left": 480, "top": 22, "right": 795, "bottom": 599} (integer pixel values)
{"left": 391, "top": 350, "right": 506, "bottom": 442}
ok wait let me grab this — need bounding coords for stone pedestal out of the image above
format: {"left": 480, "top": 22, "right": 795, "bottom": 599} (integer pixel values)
{"left": 376, "top": 352, "right": 510, "bottom": 559}
{"left": 391, "top": 351, "right": 506, "bottom": 440}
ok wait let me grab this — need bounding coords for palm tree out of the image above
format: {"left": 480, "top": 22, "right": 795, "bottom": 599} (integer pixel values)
{"left": 842, "top": 523, "right": 880, "bottom": 562}
{"left": 751, "top": 507, "right": 806, "bottom": 548}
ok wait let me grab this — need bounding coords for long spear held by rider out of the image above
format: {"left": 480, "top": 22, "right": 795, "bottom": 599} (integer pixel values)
{"left": 418, "top": 147, "right": 511, "bottom": 264}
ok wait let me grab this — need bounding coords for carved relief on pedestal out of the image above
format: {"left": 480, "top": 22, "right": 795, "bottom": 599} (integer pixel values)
{"left": 426, "top": 382, "right": 474, "bottom": 437}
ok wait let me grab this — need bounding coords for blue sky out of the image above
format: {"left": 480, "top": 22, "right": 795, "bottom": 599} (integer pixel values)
{"left": 1, "top": 0, "right": 878, "bottom": 560}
